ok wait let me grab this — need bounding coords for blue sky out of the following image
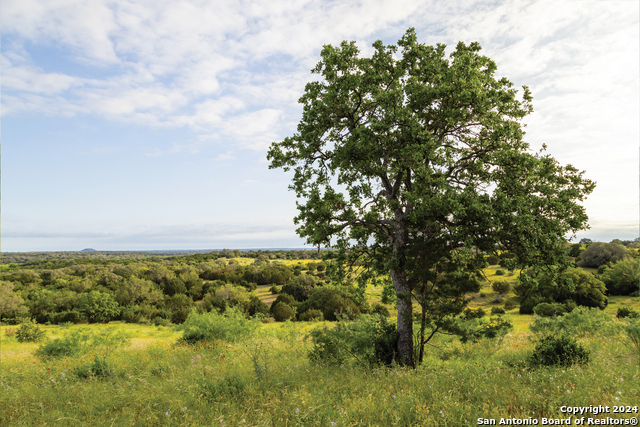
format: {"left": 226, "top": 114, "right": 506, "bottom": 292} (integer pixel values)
{"left": 2, "top": 0, "right": 638, "bottom": 252}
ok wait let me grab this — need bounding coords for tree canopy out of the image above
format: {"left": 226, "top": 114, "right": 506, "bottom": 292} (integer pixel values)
{"left": 268, "top": 28, "right": 595, "bottom": 366}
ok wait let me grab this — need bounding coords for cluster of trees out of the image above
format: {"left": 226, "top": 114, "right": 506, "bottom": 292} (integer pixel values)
{"left": 0, "top": 249, "right": 325, "bottom": 267}
{"left": 0, "top": 253, "right": 329, "bottom": 326}
{"left": 514, "top": 241, "right": 639, "bottom": 315}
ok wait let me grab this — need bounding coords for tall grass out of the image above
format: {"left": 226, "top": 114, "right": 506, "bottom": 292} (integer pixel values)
{"left": 1, "top": 316, "right": 638, "bottom": 426}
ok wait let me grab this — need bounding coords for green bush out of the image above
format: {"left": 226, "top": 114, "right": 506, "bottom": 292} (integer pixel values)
{"left": 371, "top": 303, "right": 390, "bottom": 318}
{"left": 78, "top": 291, "right": 120, "bottom": 323}
{"left": 529, "top": 335, "right": 589, "bottom": 367}
{"left": 486, "top": 255, "right": 500, "bottom": 265}
{"left": 179, "top": 307, "right": 257, "bottom": 343}
{"left": 153, "top": 316, "right": 170, "bottom": 326}
{"left": 495, "top": 269, "right": 505, "bottom": 276}
{"left": 602, "top": 258, "right": 640, "bottom": 295}
{"left": 617, "top": 307, "right": 639, "bottom": 319}
{"left": 491, "top": 307, "right": 505, "bottom": 315}
{"left": 530, "top": 306, "right": 621, "bottom": 338}
{"left": 270, "top": 293, "right": 296, "bottom": 313}
{"left": 269, "top": 285, "right": 279, "bottom": 295}
{"left": 462, "top": 308, "right": 485, "bottom": 319}
{"left": 16, "top": 319, "right": 46, "bottom": 343}
{"left": 492, "top": 279, "right": 510, "bottom": 294}
{"left": 504, "top": 300, "right": 517, "bottom": 311}
{"left": 299, "top": 309, "right": 323, "bottom": 322}
{"left": 272, "top": 302, "right": 295, "bottom": 322}
{"left": 35, "top": 327, "right": 130, "bottom": 359}
{"left": 308, "top": 314, "right": 397, "bottom": 367}
{"left": 533, "top": 302, "right": 568, "bottom": 317}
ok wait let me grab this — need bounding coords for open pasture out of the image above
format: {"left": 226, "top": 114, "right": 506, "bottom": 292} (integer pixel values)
{"left": 2, "top": 312, "right": 638, "bottom": 427}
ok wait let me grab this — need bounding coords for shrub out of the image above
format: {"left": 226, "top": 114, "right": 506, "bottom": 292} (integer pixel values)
{"left": 529, "top": 335, "right": 589, "bottom": 367}
{"left": 602, "top": 258, "right": 640, "bottom": 295}
{"left": 35, "top": 327, "right": 130, "bottom": 359}
{"left": 495, "top": 269, "right": 505, "bottom": 276}
{"left": 533, "top": 302, "right": 567, "bottom": 317}
{"left": 270, "top": 293, "right": 296, "bottom": 312}
{"left": 308, "top": 314, "right": 397, "bottom": 367}
{"left": 78, "top": 291, "right": 120, "bottom": 323}
{"left": 272, "top": 302, "right": 295, "bottom": 322}
{"left": 486, "top": 255, "right": 500, "bottom": 265}
{"left": 179, "top": 307, "right": 257, "bottom": 343}
{"left": 492, "top": 294, "right": 504, "bottom": 304}
{"left": 245, "top": 295, "right": 270, "bottom": 317}
{"left": 463, "top": 308, "right": 485, "bottom": 319}
{"left": 371, "top": 303, "right": 390, "bottom": 318}
{"left": 530, "top": 306, "right": 621, "bottom": 338}
{"left": 269, "top": 285, "right": 279, "bottom": 295}
{"left": 617, "top": 307, "right": 640, "bottom": 319}
{"left": 492, "top": 280, "right": 510, "bottom": 295}
{"left": 491, "top": 307, "right": 505, "bottom": 315}
{"left": 16, "top": 319, "right": 46, "bottom": 343}
{"left": 153, "top": 316, "right": 170, "bottom": 326}
{"left": 504, "top": 300, "right": 517, "bottom": 310}
{"left": 299, "top": 309, "right": 323, "bottom": 322}
{"left": 578, "top": 242, "right": 629, "bottom": 268}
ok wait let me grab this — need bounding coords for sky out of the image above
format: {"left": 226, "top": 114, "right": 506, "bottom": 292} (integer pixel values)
{"left": 1, "top": 0, "right": 638, "bottom": 252}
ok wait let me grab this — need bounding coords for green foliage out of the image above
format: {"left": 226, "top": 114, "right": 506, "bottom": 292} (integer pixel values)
{"left": 201, "top": 372, "right": 247, "bottom": 401}
{"left": 35, "top": 327, "right": 130, "bottom": 359}
{"left": 625, "top": 319, "right": 640, "bottom": 364}
{"left": 0, "top": 281, "right": 28, "bottom": 319}
{"left": 243, "top": 340, "right": 270, "bottom": 380}
{"left": 533, "top": 302, "right": 570, "bottom": 317}
{"left": 267, "top": 28, "right": 594, "bottom": 365}
{"left": 616, "top": 307, "right": 639, "bottom": 319}
{"left": 529, "top": 306, "right": 621, "bottom": 338}
{"left": 78, "top": 291, "right": 120, "bottom": 323}
{"left": 165, "top": 294, "right": 193, "bottom": 324}
{"left": 462, "top": 308, "right": 486, "bottom": 319}
{"left": 308, "top": 314, "right": 398, "bottom": 367}
{"left": 16, "top": 319, "right": 46, "bottom": 342}
{"left": 74, "top": 354, "right": 118, "bottom": 379}
{"left": 298, "top": 309, "right": 323, "bottom": 322}
{"left": 379, "top": 279, "right": 396, "bottom": 305}
{"left": 371, "top": 303, "right": 390, "bottom": 317}
{"left": 272, "top": 302, "right": 295, "bottom": 322}
{"left": 297, "top": 285, "right": 362, "bottom": 321}
{"left": 578, "top": 242, "right": 629, "bottom": 268}
{"left": 516, "top": 268, "right": 607, "bottom": 314}
{"left": 179, "top": 307, "right": 257, "bottom": 343}
{"left": 504, "top": 300, "right": 516, "bottom": 310}
{"left": 602, "top": 257, "right": 640, "bottom": 295}
{"left": 486, "top": 255, "right": 500, "bottom": 266}
{"left": 569, "top": 243, "right": 582, "bottom": 258}
{"left": 491, "top": 279, "right": 510, "bottom": 295}
{"left": 529, "top": 335, "right": 589, "bottom": 367}
{"left": 491, "top": 307, "right": 505, "bottom": 315}
{"left": 444, "top": 316, "right": 513, "bottom": 344}
{"left": 495, "top": 269, "right": 505, "bottom": 276}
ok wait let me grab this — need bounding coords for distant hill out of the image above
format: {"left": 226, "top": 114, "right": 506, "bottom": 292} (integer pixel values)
{"left": 81, "top": 248, "right": 97, "bottom": 251}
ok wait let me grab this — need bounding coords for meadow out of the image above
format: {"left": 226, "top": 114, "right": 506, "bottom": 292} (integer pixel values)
{"left": 2, "top": 307, "right": 638, "bottom": 426}
{"left": 1, "top": 253, "right": 639, "bottom": 426}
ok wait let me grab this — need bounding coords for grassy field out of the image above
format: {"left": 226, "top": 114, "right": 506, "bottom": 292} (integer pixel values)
{"left": 2, "top": 310, "right": 639, "bottom": 426}
{"left": 1, "top": 261, "right": 639, "bottom": 426}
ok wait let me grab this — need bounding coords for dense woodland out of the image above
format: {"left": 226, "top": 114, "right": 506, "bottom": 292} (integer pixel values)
{"left": 1, "top": 240, "right": 638, "bottom": 328}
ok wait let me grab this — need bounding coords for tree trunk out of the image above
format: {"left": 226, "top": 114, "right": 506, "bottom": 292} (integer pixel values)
{"left": 391, "top": 267, "right": 414, "bottom": 367}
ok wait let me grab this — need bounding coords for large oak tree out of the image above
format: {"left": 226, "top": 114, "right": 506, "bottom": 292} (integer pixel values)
{"left": 268, "top": 29, "right": 595, "bottom": 367}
